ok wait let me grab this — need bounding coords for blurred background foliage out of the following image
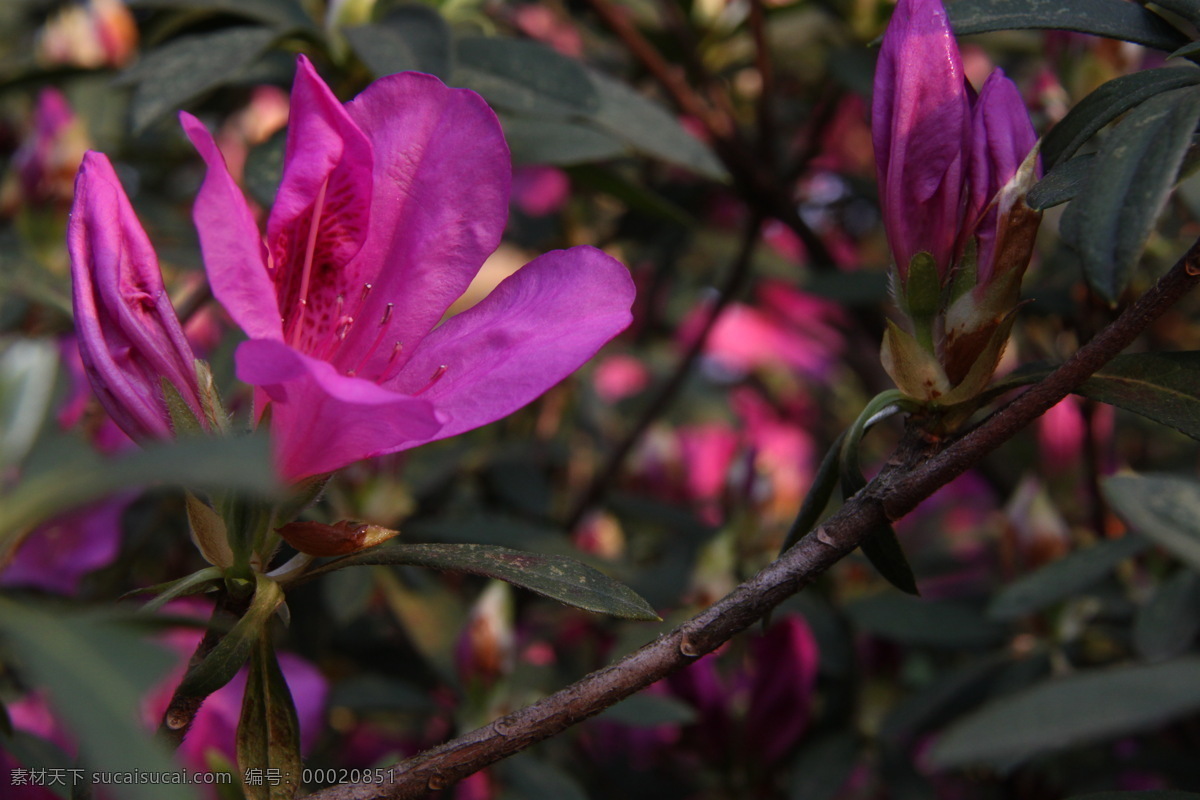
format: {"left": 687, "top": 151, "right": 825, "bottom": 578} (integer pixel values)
{"left": 4, "top": 0, "right": 1200, "bottom": 799}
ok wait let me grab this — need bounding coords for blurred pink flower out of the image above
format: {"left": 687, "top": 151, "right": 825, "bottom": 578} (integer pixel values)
{"left": 512, "top": 5, "right": 584, "bottom": 57}
{"left": 0, "top": 494, "right": 130, "bottom": 594}
{"left": 591, "top": 353, "right": 650, "bottom": 402}
{"left": 37, "top": 0, "right": 137, "bottom": 69}
{"left": 510, "top": 165, "right": 570, "bottom": 217}
{"left": 8, "top": 88, "right": 90, "bottom": 209}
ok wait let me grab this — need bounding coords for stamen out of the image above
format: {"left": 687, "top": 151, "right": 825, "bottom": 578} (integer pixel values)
{"left": 413, "top": 365, "right": 448, "bottom": 396}
{"left": 291, "top": 178, "right": 330, "bottom": 345}
{"left": 376, "top": 342, "right": 405, "bottom": 384}
{"left": 347, "top": 303, "right": 395, "bottom": 377}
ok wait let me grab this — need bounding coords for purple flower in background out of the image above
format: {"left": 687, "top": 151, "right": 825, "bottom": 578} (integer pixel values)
{"left": 183, "top": 56, "right": 634, "bottom": 481}
{"left": 0, "top": 494, "right": 130, "bottom": 594}
{"left": 68, "top": 152, "right": 206, "bottom": 442}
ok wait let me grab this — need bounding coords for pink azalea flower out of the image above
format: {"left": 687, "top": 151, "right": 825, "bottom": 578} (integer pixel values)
{"left": 68, "top": 153, "right": 207, "bottom": 442}
{"left": 181, "top": 56, "right": 634, "bottom": 481}
{"left": 510, "top": 165, "right": 571, "bottom": 217}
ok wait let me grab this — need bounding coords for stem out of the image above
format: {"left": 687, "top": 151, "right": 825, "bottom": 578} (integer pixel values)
{"left": 302, "top": 238, "right": 1200, "bottom": 800}
{"left": 564, "top": 215, "right": 764, "bottom": 530}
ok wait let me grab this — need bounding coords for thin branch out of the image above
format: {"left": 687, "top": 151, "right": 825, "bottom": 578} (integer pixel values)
{"left": 304, "top": 241, "right": 1200, "bottom": 800}
{"left": 564, "top": 215, "right": 764, "bottom": 530}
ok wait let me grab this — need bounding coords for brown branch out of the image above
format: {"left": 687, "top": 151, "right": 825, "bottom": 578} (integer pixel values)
{"left": 564, "top": 215, "right": 764, "bottom": 530}
{"left": 303, "top": 242, "right": 1200, "bottom": 800}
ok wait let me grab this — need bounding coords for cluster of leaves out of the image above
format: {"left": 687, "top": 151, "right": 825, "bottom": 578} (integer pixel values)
{"left": 5, "top": 0, "right": 1200, "bottom": 799}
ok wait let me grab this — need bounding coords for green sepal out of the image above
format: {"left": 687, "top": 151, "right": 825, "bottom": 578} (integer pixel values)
{"left": 946, "top": 239, "right": 979, "bottom": 305}
{"left": 175, "top": 574, "right": 284, "bottom": 699}
{"left": 881, "top": 320, "right": 951, "bottom": 403}
{"left": 187, "top": 492, "right": 235, "bottom": 569}
{"left": 901, "top": 251, "right": 943, "bottom": 350}
{"left": 195, "top": 359, "right": 230, "bottom": 435}
{"left": 237, "top": 637, "right": 302, "bottom": 800}
{"left": 161, "top": 377, "right": 205, "bottom": 438}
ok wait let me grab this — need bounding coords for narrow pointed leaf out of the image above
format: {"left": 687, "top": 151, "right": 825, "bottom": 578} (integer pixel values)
{"left": 452, "top": 37, "right": 599, "bottom": 118}
{"left": 122, "top": 27, "right": 277, "bottom": 133}
{"left": 0, "top": 600, "right": 193, "bottom": 800}
{"left": 1027, "top": 154, "right": 1094, "bottom": 210}
{"left": 1075, "top": 352, "right": 1200, "bottom": 441}
{"left": 139, "top": 566, "right": 224, "bottom": 614}
{"left": 177, "top": 575, "right": 284, "bottom": 698}
{"left": 1105, "top": 474, "right": 1200, "bottom": 573}
{"left": 946, "top": 0, "right": 1189, "bottom": 52}
{"left": 1059, "top": 86, "right": 1200, "bottom": 302}
{"left": 306, "top": 543, "right": 659, "bottom": 620}
{"left": 1155, "top": 0, "right": 1200, "bottom": 27}
{"left": 929, "top": 657, "right": 1200, "bottom": 768}
{"left": 1134, "top": 570, "right": 1200, "bottom": 662}
{"left": 237, "top": 639, "right": 302, "bottom": 800}
{"left": 988, "top": 534, "right": 1149, "bottom": 620}
{"left": 1041, "top": 68, "right": 1200, "bottom": 169}
{"left": 345, "top": 5, "right": 452, "bottom": 78}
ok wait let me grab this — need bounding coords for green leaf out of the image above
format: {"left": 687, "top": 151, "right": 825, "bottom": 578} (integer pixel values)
{"left": 1041, "top": 68, "right": 1200, "bottom": 168}
{"left": 846, "top": 594, "right": 1006, "bottom": 648}
{"left": 584, "top": 70, "right": 727, "bottom": 181}
{"left": 452, "top": 37, "right": 599, "bottom": 118}
{"left": 237, "top": 638, "right": 302, "bottom": 800}
{"left": 858, "top": 525, "right": 920, "bottom": 596}
{"left": 306, "top": 543, "right": 660, "bottom": 620}
{"left": 499, "top": 753, "right": 589, "bottom": 800}
{"left": 787, "top": 731, "right": 860, "bottom": 800}
{"left": 177, "top": 575, "right": 284, "bottom": 698}
{"left": 140, "top": 566, "right": 224, "bottom": 614}
{"left": 1105, "top": 474, "right": 1200, "bottom": 572}
{"left": 988, "top": 534, "right": 1149, "bottom": 620}
{"left": 596, "top": 692, "right": 698, "bottom": 727}
{"left": 0, "top": 433, "right": 278, "bottom": 558}
{"left": 122, "top": 27, "right": 278, "bottom": 134}
{"left": 928, "top": 657, "right": 1200, "bottom": 768}
{"left": 345, "top": 5, "right": 452, "bottom": 78}
{"left": 0, "top": 600, "right": 195, "bottom": 800}
{"left": 880, "top": 654, "right": 1015, "bottom": 743}
{"left": 126, "top": 0, "right": 312, "bottom": 30}
{"left": 1059, "top": 86, "right": 1200, "bottom": 303}
{"left": 1134, "top": 569, "right": 1200, "bottom": 662}
{"left": 1027, "top": 154, "right": 1094, "bottom": 210}
{"left": 501, "top": 115, "right": 627, "bottom": 166}
{"left": 1170, "top": 41, "right": 1200, "bottom": 61}
{"left": 946, "top": 0, "right": 1189, "bottom": 52}
{"left": 1076, "top": 352, "right": 1200, "bottom": 441}
{"left": 0, "top": 338, "right": 57, "bottom": 473}
{"left": 1155, "top": 0, "right": 1200, "bottom": 28}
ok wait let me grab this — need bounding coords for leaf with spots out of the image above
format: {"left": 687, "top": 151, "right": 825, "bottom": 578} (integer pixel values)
{"left": 302, "top": 543, "right": 660, "bottom": 621}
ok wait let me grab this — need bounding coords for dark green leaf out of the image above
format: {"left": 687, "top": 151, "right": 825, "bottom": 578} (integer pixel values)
{"left": 780, "top": 432, "right": 846, "bottom": 555}
{"left": 123, "top": 27, "right": 277, "bottom": 134}
{"left": 596, "top": 692, "right": 697, "bottom": 727}
{"left": 859, "top": 525, "right": 919, "bottom": 596}
{"left": 1105, "top": 474, "right": 1200, "bottom": 572}
{"left": 126, "top": 0, "right": 312, "bottom": 30}
{"left": 0, "top": 600, "right": 194, "bottom": 800}
{"left": 140, "top": 566, "right": 224, "bottom": 614}
{"left": 988, "top": 534, "right": 1149, "bottom": 620}
{"left": 322, "top": 565, "right": 376, "bottom": 626}
{"left": 1134, "top": 570, "right": 1200, "bottom": 662}
{"left": 345, "top": 5, "right": 452, "bottom": 78}
{"left": 502, "top": 116, "right": 627, "bottom": 165}
{"left": 0, "top": 433, "right": 278, "bottom": 556}
{"left": 1171, "top": 42, "right": 1200, "bottom": 61}
{"left": 846, "top": 594, "right": 1006, "bottom": 648}
{"left": 787, "top": 732, "right": 860, "bottom": 800}
{"left": 946, "top": 0, "right": 1189, "bottom": 52}
{"left": 3, "top": 731, "right": 73, "bottom": 799}
{"left": 1065, "top": 793, "right": 1200, "bottom": 800}
{"left": 881, "top": 654, "right": 1013, "bottom": 743}
{"left": 177, "top": 575, "right": 284, "bottom": 698}
{"left": 499, "top": 753, "right": 589, "bottom": 800}
{"left": 929, "top": 657, "right": 1200, "bottom": 768}
{"left": 237, "top": 639, "right": 302, "bottom": 800}
{"left": 1156, "top": 0, "right": 1200, "bottom": 27}
{"left": 1042, "top": 68, "right": 1200, "bottom": 168}
{"left": 308, "top": 543, "right": 660, "bottom": 620}
{"left": 1027, "top": 154, "right": 1094, "bottom": 210}
{"left": 1059, "top": 86, "right": 1200, "bottom": 302}
{"left": 452, "top": 37, "right": 599, "bottom": 118}
{"left": 1076, "top": 352, "right": 1200, "bottom": 441}
{"left": 327, "top": 674, "right": 435, "bottom": 713}
{"left": 584, "top": 70, "right": 727, "bottom": 180}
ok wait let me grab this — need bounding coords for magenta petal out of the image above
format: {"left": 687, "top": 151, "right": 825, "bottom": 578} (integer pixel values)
{"left": 389, "top": 247, "right": 633, "bottom": 441}
{"left": 236, "top": 339, "right": 443, "bottom": 480}
{"left": 68, "top": 151, "right": 202, "bottom": 441}
{"left": 340, "top": 73, "right": 510, "bottom": 376}
{"left": 181, "top": 112, "right": 282, "bottom": 342}
{"left": 266, "top": 56, "right": 375, "bottom": 354}
{"left": 872, "top": 0, "right": 970, "bottom": 280}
